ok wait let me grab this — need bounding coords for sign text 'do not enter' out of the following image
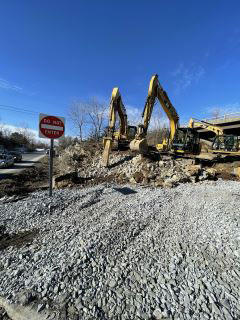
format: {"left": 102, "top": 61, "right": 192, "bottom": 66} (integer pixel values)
{"left": 39, "top": 115, "right": 65, "bottom": 139}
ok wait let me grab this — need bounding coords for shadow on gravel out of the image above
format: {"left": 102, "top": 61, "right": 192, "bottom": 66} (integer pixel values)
{"left": 113, "top": 187, "right": 137, "bottom": 195}
{"left": 108, "top": 155, "right": 133, "bottom": 169}
{"left": 0, "top": 227, "right": 38, "bottom": 251}
{"left": 0, "top": 195, "right": 28, "bottom": 204}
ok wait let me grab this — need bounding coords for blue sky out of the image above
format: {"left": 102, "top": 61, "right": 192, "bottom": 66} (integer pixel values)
{"left": 0, "top": 0, "right": 240, "bottom": 136}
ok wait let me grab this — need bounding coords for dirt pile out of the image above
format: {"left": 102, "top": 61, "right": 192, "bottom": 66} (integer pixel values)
{"left": 56, "top": 143, "right": 218, "bottom": 188}
{"left": 213, "top": 161, "right": 240, "bottom": 180}
{"left": 57, "top": 142, "right": 102, "bottom": 174}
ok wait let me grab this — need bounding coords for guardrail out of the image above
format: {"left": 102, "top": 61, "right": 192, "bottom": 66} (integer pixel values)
{"left": 181, "top": 112, "right": 240, "bottom": 128}
{"left": 203, "top": 112, "right": 240, "bottom": 122}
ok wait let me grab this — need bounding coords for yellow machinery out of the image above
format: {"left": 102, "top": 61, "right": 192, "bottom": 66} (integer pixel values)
{"left": 130, "top": 74, "right": 179, "bottom": 153}
{"left": 102, "top": 88, "right": 137, "bottom": 167}
{"left": 130, "top": 74, "right": 200, "bottom": 155}
{"left": 188, "top": 118, "right": 240, "bottom": 155}
{"left": 188, "top": 118, "right": 224, "bottom": 136}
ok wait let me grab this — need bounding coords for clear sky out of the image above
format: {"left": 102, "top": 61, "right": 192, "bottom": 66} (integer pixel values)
{"left": 0, "top": 0, "right": 240, "bottom": 136}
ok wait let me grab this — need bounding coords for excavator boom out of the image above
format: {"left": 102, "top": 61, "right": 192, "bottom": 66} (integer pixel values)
{"left": 102, "top": 88, "right": 136, "bottom": 167}
{"left": 188, "top": 118, "right": 224, "bottom": 135}
{"left": 130, "top": 74, "right": 179, "bottom": 153}
{"left": 157, "top": 82, "right": 179, "bottom": 141}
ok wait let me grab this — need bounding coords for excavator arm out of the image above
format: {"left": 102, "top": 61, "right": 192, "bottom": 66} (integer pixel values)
{"left": 130, "top": 74, "right": 179, "bottom": 153}
{"left": 188, "top": 118, "right": 224, "bottom": 136}
{"left": 102, "top": 88, "right": 130, "bottom": 167}
{"left": 141, "top": 75, "right": 159, "bottom": 134}
{"left": 157, "top": 81, "right": 179, "bottom": 141}
{"left": 106, "top": 87, "right": 128, "bottom": 137}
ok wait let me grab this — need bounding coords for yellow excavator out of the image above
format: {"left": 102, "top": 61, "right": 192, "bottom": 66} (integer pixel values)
{"left": 188, "top": 118, "right": 240, "bottom": 154}
{"left": 188, "top": 118, "right": 223, "bottom": 136}
{"left": 130, "top": 74, "right": 200, "bottom": 155}
{"left": 102, "top": 87, "right": 137, "bottom": 167}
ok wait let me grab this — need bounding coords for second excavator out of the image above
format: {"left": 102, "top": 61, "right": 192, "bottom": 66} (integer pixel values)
{"left": 188, "top": 118, "right": 240, "bottom": 154}
{"left": 102, "top": 87, "right": 137, "bottom": 167}
{"left": 130, "top": 74, "right": 200, "bottom": 155}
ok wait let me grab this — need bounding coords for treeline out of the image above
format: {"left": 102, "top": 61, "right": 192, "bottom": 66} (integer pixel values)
{"left": 0, "top": 127, "right": 47, "bottom": 151}
{"left": 68, "top": 98, "right": 169, "bottom": 145}
{"left": 68, "top": 98, "right": 108, "bottom": 142}
{"left": 0, "top": 98, "right": 170, "bottom": 151}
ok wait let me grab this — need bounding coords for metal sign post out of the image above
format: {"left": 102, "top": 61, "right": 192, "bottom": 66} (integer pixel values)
{"left": 49, "top": 139, "right": 54, "bottom": 197}
{"left": 39, "top": 113, "right": 65, "bottom": 197}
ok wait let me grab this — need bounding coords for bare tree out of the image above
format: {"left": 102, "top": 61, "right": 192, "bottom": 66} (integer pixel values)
{"left": 68, "top": 101, "right": 87, "bottom": 141}
{"left": 87, "top": 98, "right": 107, "bottom": 141}
{"left": 146, "top": 107, "right": 168, "bottom": 145}
{"left": 58, "top": 136, "right": 78, "bottom": 151}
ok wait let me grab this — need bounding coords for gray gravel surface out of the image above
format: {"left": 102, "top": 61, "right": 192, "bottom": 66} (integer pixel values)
{"left": 0, "top": 180, "right": 239, "bottom": 320}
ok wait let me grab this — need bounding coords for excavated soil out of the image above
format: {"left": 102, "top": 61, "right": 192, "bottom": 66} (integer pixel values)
{"left": 0, "top": 143, "right": 239, "bottom": 200}
{"left": 55, "top": 142, "right": 240, "bottom": 190}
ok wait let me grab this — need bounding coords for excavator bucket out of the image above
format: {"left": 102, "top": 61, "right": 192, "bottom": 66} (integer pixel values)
{"left": 102, "top": 139, "right": 112, "bottom": 167}
{"left": 129, "top": 138, "right": 148, "bottom": 154}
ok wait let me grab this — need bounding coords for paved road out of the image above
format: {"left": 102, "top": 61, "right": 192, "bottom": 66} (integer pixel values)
{"left": 0, "top": 152, "right": 46, "bottom": 179}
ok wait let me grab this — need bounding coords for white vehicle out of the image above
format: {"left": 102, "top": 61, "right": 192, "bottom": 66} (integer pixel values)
{"left": 0, "top": 154, "right": 14, "bottom": 168}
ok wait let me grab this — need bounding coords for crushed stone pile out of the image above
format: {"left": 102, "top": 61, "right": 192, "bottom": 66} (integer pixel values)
{"left": 56, "top": 143, "right": 217, "bottom": 188}
{"left": 0, "top": 180, "right": 239, "bottom": 319}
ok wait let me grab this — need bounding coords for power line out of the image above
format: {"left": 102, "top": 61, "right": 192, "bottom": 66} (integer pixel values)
{"left": 0, "top": 104, "right": 74, "bottom": 129}
{"left": 0, "top": 104, "right": 39, "bottom": 115}
{"left": 0, "top": 104, "right": 69, "bottom": 118}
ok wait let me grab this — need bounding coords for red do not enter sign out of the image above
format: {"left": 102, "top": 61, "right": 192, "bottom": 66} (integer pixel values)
{"left": 39, "top": 114, "right": 65, "bottom": 139}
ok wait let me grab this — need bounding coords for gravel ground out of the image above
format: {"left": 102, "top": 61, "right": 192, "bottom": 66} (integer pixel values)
{"left": 0, "top": 180, "right": 239, "bottom": 320}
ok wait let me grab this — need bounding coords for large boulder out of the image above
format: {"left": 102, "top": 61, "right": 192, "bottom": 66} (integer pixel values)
{"left": 233, "top": 167, "right": 240, "bottom": 177}
{"left": 184, "top": 164, "right": 201, "bottom": 176}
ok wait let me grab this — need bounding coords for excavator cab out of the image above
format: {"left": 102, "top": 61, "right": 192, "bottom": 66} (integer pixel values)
{"left": 114, "top": 125, "right": 137, "bottom": 150}
{"left": 104, "top": 125, "right": 137, "bottom": 151}
{"left": 171, "top": 128, "right": 200, "bottom": 153}
{"left": 212, "top": 135, "right": 240, "bottom": 152}
{"left": 128, "top": 126, "right": 137, "bottom": 140}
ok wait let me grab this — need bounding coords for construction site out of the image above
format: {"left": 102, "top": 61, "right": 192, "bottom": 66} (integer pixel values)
{"left": 0, "top": 73, "right": 239, "bottom": 320}
{"left": 55, "top": 74, "right": 240, "bottom": 190}
{"left": 1, "top": 0, "right": 240, "bottom": 318}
